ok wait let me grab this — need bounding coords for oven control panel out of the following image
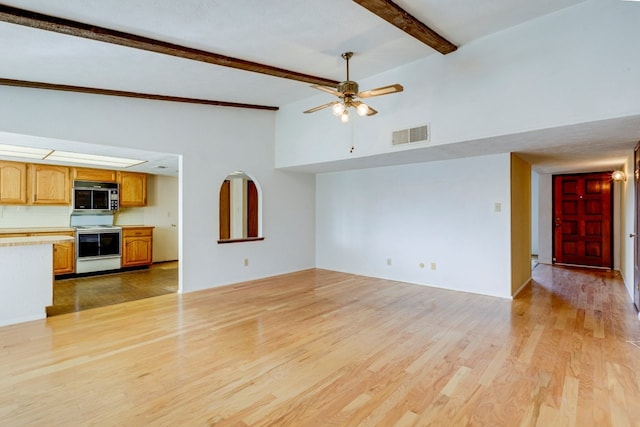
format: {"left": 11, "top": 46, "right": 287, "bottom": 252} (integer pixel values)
{"left": 110, "top": 189, "right": 119, "bottom": 211}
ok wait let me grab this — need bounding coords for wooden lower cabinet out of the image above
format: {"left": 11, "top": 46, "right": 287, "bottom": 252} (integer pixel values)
{"left": 122, "top": 227, "right": 153, "bottom": 267}
{"left": 52, "top": 235, "right": 75, "bottom": 275}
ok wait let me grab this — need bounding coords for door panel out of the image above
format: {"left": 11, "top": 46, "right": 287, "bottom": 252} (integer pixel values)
{"left": 634, "top": 144, "right": 640, "bottom": 310}
{"left": 247, "top": 180, "right": 258, "bottom": 238}
{"left": 553, "top": 172, "right": 612, "bottom": 268}
{"left": 219, "top": 180, "right": 230, "bottom": 240}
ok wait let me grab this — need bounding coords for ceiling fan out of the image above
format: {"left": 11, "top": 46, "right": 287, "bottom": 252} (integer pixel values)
{"left": 304, "top": 52, "right": 403, "bottom": 123}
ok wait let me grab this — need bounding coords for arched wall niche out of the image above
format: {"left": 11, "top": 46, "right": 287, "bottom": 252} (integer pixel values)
{"left": 218, "top": 171, "right": 263, "bottom": 243}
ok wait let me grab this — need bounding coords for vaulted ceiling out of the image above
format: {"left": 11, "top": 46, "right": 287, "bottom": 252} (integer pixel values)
{"left": 0, "top": 0, "right": 589, "bottom": 107}
{"left": 0, "top": 0, "right": 637, "bottom": 174}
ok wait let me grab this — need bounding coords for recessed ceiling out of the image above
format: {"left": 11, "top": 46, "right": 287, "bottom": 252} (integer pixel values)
{"left": 3, "top": 0, "right": 637, "bottom": 175}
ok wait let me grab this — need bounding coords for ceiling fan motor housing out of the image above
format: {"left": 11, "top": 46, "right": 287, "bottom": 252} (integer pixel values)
{"left": 337, "top": 80, "right": 359, "bottom": 96}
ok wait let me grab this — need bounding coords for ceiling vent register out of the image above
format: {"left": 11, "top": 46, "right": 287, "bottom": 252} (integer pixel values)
{"left": 392, "top": 125, "right": 429, "bottom": 146}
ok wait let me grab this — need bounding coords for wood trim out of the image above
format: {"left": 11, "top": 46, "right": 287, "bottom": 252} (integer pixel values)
{"left": 219, "top": 180, "right": 231, "bottom": 241}
{"left": 217, "top": 237, "right": 264, "bottom": 244}
{"left": 0, "top": 4, "right": 339, "bottom": 88}
{"left": 352, "top": 0, "right": 457, "bottom": 54}
{"left": 247, "top": 180, "right": 259, "bottom": 238}
{"left": 510, "top": 154, "right": 531, "bottom": 296}
{"left": 0, "top": 78, "right": 279, "bottom": 111}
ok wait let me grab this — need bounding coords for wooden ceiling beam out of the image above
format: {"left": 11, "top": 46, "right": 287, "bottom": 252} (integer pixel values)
{"left": 0, "top": 78, "right": 279, "bottom": 111}
{"left": 0, "top": 5, "right": 339, "bottom": 88}
{"left": 352, "top": 0, "right": 457, "bottom": 54}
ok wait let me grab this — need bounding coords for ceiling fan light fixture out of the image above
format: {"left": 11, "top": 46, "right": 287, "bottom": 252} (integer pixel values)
{"left": 304, "top": 52, "right": 403, "bottom": 122}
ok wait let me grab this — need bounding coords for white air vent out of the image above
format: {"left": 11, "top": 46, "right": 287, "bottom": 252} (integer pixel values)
{"left": 392, "top": 125, "right": 429, "bottom": 146}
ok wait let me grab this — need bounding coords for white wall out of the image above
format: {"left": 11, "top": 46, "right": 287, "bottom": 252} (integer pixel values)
{"left": 537, "top": 174, "right": 553, "bottom": 264}
{"left": 145, "top": 175, "right": 179, "bottom": 262}
{"left": 316, "top": 153, "right": 512, "bottom": 298}
{"left": 0, "top": 205, "right": 71, "bottom": 228}
{"left": 147, "top": 175, "right": 179, "bottom": 262}
{"left": 0, "top": 85, "right": 316, "bottom": 293}
{"left": 275, "top": 0, "right": 640, "bottom": 169}
{"left": 69, "top": 175, "right": 181, "bottom": 262}
{"left": 0, "top": 243, "right": 53, "bottom": 326}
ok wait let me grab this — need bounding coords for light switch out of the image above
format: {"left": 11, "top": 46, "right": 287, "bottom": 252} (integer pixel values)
{"left": 494, "top": 202, "right": 501, "bottom": 212}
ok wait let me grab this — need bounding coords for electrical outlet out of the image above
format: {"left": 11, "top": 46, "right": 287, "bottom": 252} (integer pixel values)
{"left": 244, "top": 258, "right": 249, "bottom": 267}
{"left": 430, "top": 262, "right": 437, "bottom": 270}
{"left": 387, "top": 258, "right": 392, "bottom": 266}
{"left": 494, "top": 202, "right": 501, "bottom": 212}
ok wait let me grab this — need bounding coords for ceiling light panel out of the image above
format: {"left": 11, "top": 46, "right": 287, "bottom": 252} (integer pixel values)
{"left": 0, "top": 143, "right": 52, "bottom": 159}
{"left": 45, "top": 151, "right": 146, "bottom": 168}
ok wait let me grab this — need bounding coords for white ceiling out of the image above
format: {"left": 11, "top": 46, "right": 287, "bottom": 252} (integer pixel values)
{"left": 0, "top": 0, "right": 637, "bottom": 175}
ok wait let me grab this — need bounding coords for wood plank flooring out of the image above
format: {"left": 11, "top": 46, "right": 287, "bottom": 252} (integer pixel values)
{"left": 1, "top": 264, "right": 639, "bottom": 426}
{"left": 48, "top": 261, "right": 178, "bottom": 316}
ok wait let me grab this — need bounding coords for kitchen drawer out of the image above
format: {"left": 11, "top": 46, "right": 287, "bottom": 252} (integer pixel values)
{"left": 122, "top": 227, "right": 153, "bottom": 238}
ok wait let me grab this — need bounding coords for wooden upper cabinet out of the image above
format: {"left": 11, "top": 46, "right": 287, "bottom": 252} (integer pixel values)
{"left": 28, "top": 164, "right": 71, "bottom": 205}
{"left": 117, "top": 171, "right": 147, "bottom": 207}
{"left": 72, "top": 167, "right": 117, "bottom": 182}
{"left": 0, "top": 161, "right": 28, "bottom": 204}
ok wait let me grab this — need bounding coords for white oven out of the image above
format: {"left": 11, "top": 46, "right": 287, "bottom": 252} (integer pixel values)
{"left": 70, "top": 213, "right": 122, "bottom": 274}
{"left": 75, "top": 226, "right": 122, "bottom": 274}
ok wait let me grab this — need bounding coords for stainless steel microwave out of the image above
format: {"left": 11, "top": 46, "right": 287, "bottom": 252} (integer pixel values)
{"left": 73, "top": 180, "right": 119, "bottom": 213}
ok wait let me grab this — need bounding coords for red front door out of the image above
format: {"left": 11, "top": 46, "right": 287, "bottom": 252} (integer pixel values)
{"left": 553, "top": 172, "right": 612, "bottom": 268}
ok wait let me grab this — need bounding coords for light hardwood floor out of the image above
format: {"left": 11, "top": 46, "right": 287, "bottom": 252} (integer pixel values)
{"left": 1, "top": 264, "right": 639, "bottom": 426}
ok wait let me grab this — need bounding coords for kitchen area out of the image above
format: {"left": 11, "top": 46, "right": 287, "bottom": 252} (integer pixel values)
{"left": 0, "top": 158, "right": 179, "bottom": 325}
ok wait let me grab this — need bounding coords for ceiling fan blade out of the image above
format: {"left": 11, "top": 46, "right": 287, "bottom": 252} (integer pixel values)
{"left": 303, "top": 101, "right": 338, "bottom": 114}
{"left": 357, "top": 84, "right": 404, "bottom": 98}
{"left": 366, "top": 106, "right": 378, "bottom": 116}
{"left": 310, "top": 84, "right": 343, "bottom": 97}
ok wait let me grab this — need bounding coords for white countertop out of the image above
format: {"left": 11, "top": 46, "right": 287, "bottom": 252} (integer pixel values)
{"left": 0, "top": 227, "right": 75, "bottom": 234}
